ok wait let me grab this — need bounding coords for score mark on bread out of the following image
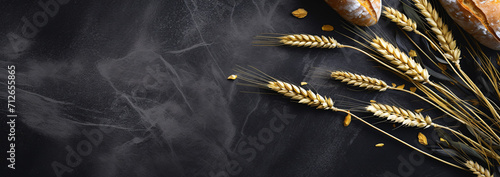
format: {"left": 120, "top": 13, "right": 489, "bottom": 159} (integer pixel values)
{"left": 324, "top": 0, "right": 382, "bottom": 26}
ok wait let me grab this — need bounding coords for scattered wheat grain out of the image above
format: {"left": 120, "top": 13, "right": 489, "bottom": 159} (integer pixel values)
{"left": 292, "top": 8, "right": 307, "bottom": 18}
{"left": 322, "top": 25, "right": 334, "bottom": 31}
{"left": 227, "top": 75, "right": 237, "bottom": 80}
{"left": 409, "top": 50, "right": 417, "bottom": 57}
{"left": 418, "top": 132, "right": 428, "bottom": 145}
{"left": 344, "top": 111, "right": 351, "bottom": 127}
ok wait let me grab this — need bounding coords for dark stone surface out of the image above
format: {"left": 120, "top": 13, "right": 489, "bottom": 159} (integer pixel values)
{"left": 0, "top": 0, "right": 494, "bottom": 177}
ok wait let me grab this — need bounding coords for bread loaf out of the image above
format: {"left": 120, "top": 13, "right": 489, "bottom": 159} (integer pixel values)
{"left": 439, "top": 0, "right": 500, "bottom": 50}
{"left": 324, "top": 0, "right": 382, "bottom": 26}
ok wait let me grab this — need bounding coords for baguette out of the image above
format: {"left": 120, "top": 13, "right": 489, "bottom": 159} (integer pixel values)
{"left": 439, "top": 0, "right": 500, "bottom": 50}
{"left": 324, "top": 0, "right": 382, "bottom": 26}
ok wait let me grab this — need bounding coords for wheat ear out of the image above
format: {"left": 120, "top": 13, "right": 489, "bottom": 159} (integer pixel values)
{"left": 267, "top": 80, "right": 337, "bottom": 110}
{"left": 464, "top": 160, "right": 494, "bottom": 177}
{"left": 412, "top": 0, "right": 461, "bottom": 63}
{"left": 366, "top": 102, "right": 433, "bottom": 128}
{"left": 371, "top": 36, "right": 430, "bottom": 82}
{"left": 330, "top": 71, "right": 389, "bottom": 91}
{"left": 278, "top": 34, "right": 342, "bottom": 49}
{"left": 383, "top": 6, "right": 417, "bottom": 32}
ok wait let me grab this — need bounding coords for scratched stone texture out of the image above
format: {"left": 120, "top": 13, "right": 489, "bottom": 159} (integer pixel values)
{"left": 0, "top": 0, "right": 492, "bottom": 177}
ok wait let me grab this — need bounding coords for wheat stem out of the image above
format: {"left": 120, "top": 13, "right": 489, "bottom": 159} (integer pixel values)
{"left": 427, "top": 81, "right": 500, "bottom": 145}
{"left": 455, "top": 64, "right": 500, "bottom": 121}
{"left": 338, "top": 109, "right": 465, "bottom": 170}
{"left": 367, "top": 98, "right": 499, "bottom": 159}
{"left": 388, "top": 86, "right": 463, "bottom": 123}
{"left": 434, "top": 124, "right": 500, "bottom": 160}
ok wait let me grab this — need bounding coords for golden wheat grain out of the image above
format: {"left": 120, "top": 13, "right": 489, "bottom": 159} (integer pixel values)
{"left": 409, "top": 50, "right": 417, "bottom": 57}
{"left": 278, "top": 34, "right": 341, "bottom": 49}
{"left": 418, "top": 132, "right": 428, "bottom": 145}
{"left": 366, "top": 102, "right": 433, "bottom": 128}
{"left": 371, "top": 37, "right": 430, "bottom": 82}
{"left": 344, "top": 111, "right": 351, "bottom": 127}
{"left": 322, "top": 25, "right": 334, "bottom": 31}
{"left": 412, "top": 0, "right": 461, "bottom": 63}
{"left": 330, "top": 71, "right": 389, "bottom": 91}
{"left": 267, "top": 80, "right": 337, "bottom": 110}
{"left": 383, "top": 6, "right": 417, "bottom": 32}
{"left": 464, "top": 160, "right": 494, "bottom": 177}
{"left": 227, "top": 75, "right": 237, "bottom": 80}
{"left": 292, "top": 8, "right": 307, "bottom": 18}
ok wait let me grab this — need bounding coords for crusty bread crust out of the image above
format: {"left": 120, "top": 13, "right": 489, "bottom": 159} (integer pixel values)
{"left": 439, "top": 0, "right": 500, "bottom": 50}
{"left": 325, "top": 0, "right": 382, "bottom": 26}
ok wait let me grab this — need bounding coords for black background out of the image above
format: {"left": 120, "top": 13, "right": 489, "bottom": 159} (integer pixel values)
{"left": 0, "top": 0, "right": 497, "bottom": 176}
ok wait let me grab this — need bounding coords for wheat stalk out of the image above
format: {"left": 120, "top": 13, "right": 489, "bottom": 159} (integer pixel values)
{"left": 371, "top": 36, "right": 430, "bottom": 82}
{"left": 412, "top": 0, "right": 461, "bottom": 63}
{"left": 330, "top": 71, "right": 389, "bottom": 91}
{"left": 267, "top": 80, "right": 337, "bottom": 110}
{"left": 366, "top": 102, "right": 433, "bottom": 128}
{"left": 278, "top": 34, "right": 342, "bottom": 49}
{"left": 383, "top": 6, "right": 417, "bottom": 32}
{"left": 464, "top": 160, "right": 494, "bottom": 177}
